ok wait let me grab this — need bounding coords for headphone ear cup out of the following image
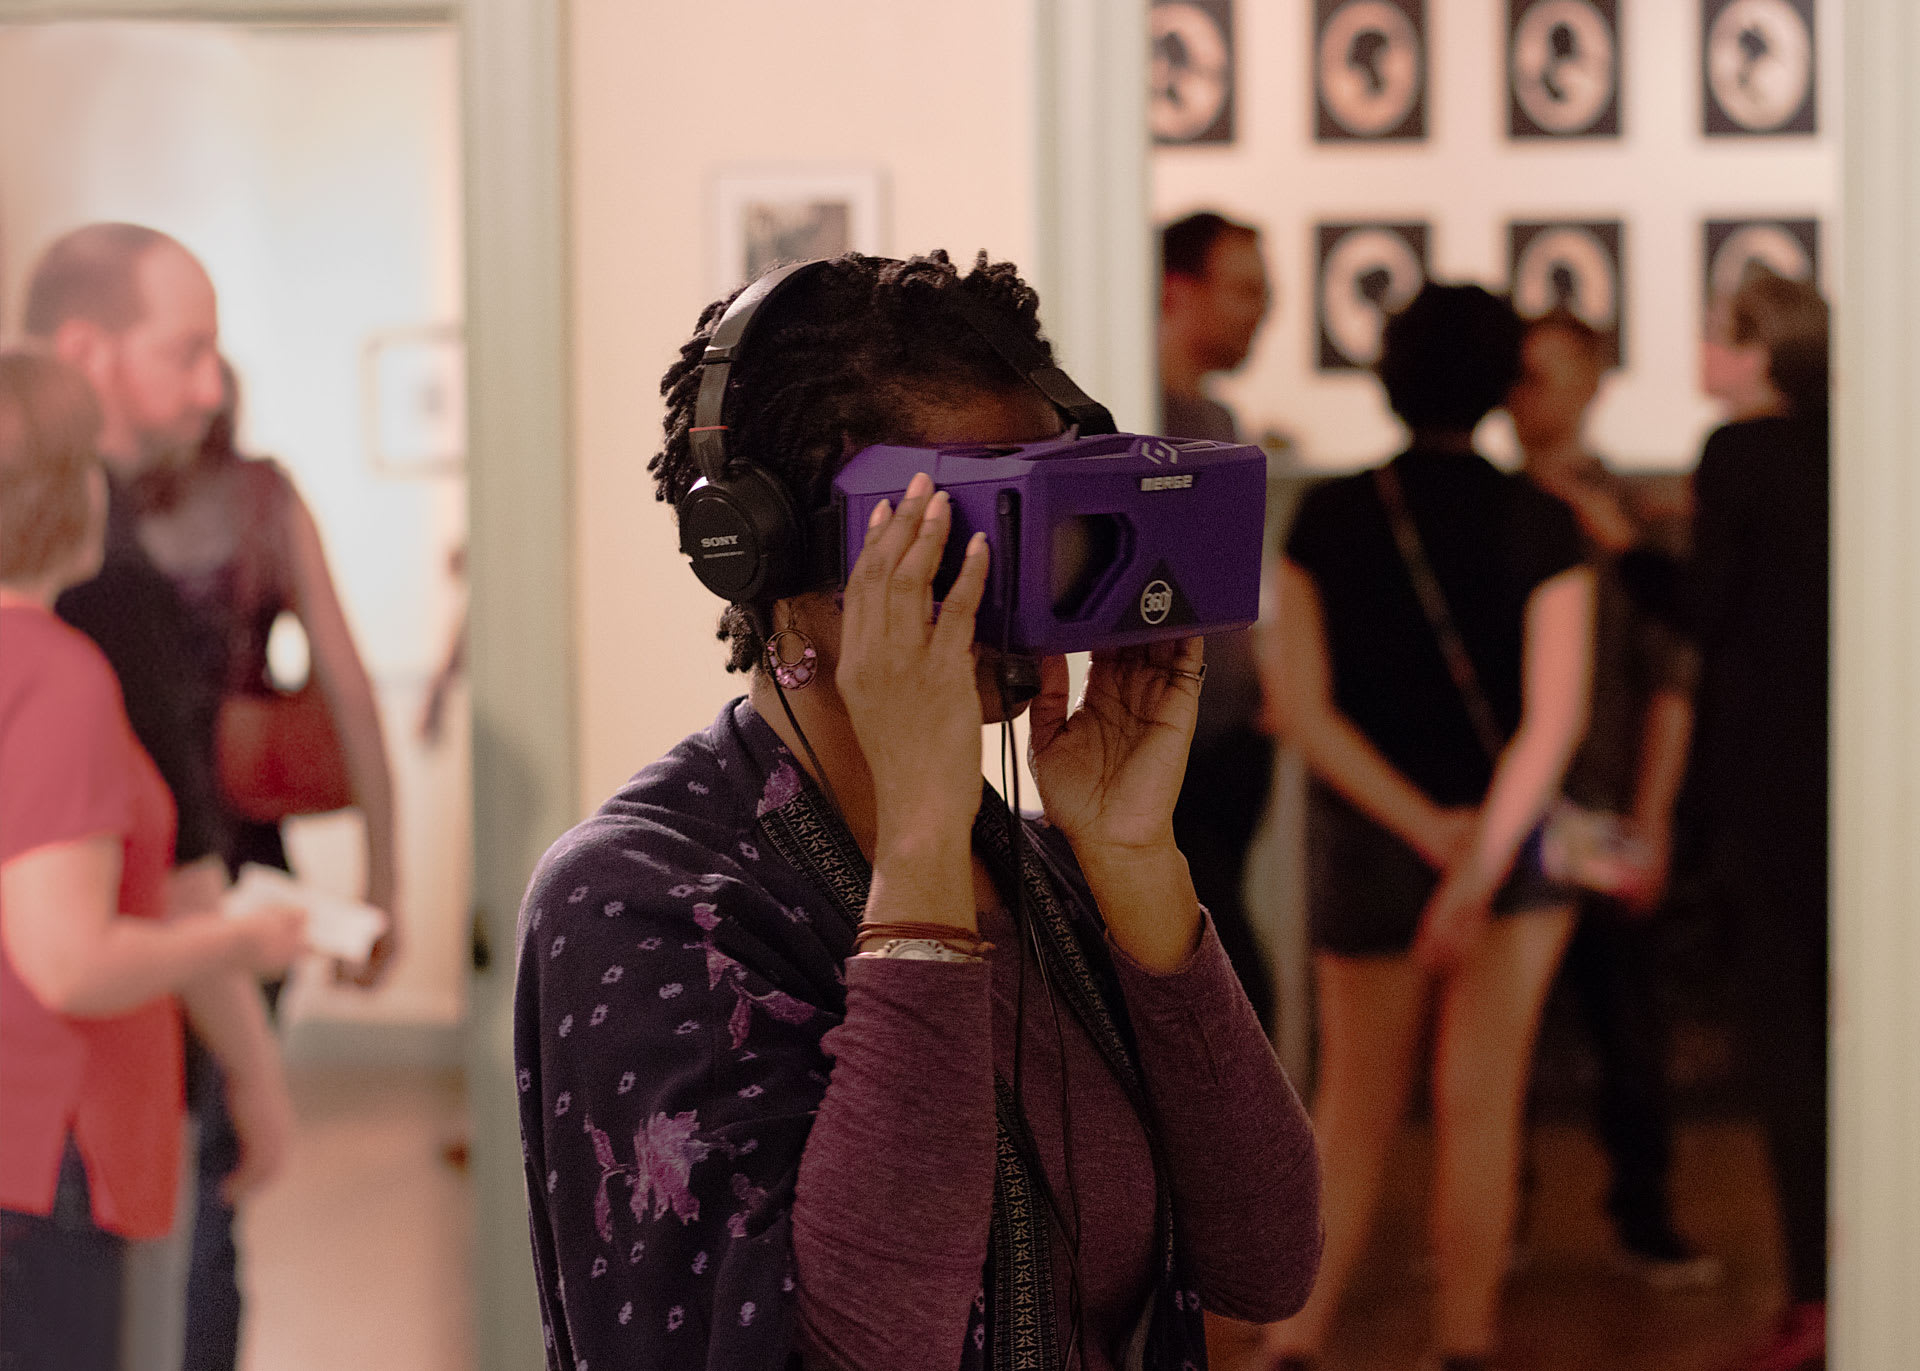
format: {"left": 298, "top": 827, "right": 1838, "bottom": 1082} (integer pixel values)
{"left": 677, "top": 462, "right": 803, "bottom": 604}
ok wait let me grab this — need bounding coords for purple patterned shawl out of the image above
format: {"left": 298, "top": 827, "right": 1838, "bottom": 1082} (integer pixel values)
{"left": 514, "top": 699, "right": 1207, "bottom": 1370}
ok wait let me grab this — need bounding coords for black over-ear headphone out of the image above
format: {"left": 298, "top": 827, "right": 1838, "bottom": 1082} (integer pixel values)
{"left": 676, "top": 257, "right": 1117, "bottom": 606}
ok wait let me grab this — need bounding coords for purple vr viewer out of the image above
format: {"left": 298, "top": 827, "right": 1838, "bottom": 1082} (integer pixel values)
{"left": 832, "top": 431, "right": 1268, "bottom": 657}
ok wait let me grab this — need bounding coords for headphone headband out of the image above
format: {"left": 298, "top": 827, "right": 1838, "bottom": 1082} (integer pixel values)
{"left": 680, "top": 256, "right": 1114, "bottom": 607}
{"left": 689, "top": 260, "right": 819, "bottom": 484}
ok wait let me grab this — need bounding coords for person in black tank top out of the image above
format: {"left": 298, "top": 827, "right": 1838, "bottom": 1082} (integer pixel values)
{"left": 1260, "top": 286, "right": 1594, "bottom": 1371}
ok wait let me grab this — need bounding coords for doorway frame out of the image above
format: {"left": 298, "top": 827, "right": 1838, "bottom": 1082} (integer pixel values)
{"left": 0, "top": 1, "right": 568, "bottom": 1364}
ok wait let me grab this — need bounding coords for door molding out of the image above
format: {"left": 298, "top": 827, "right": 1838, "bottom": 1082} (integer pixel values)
{"left": 1834, "top": 0, "right": 1920, "bottom": 1361}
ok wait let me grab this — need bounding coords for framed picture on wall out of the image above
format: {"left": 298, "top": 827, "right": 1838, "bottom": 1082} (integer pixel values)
{"left": 1314, "top": 0, "right": 1426, "bottom": 142}
{"left": 1315, "top": 221, "right": 1429, "bottom": 370}
{"left": 1509, "top": 220, "right": 1626, "bottom": 365}
{"left": 1702, "top": 0, "right": 1816, "bottom": 136}
{"left": 1152, "top": 0, "right": 1235, "bottom": 145}
{"left": 709, "top": 166, "right": 888, "bottom": 296}
{"left": 1704, "top": 217, "right": 1820, "bottom": 302}
{"left": 363, "top": 325, "right": 466, "bottom": 475}
{"left": 1508, "top": 0, "right": 1620, "bottom": 139}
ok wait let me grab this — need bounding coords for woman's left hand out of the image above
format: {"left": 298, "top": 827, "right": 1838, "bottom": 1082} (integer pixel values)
{"left": 1028, "top": 637, "right": 1203, "bottom": 860}
{"left": 1029, "top": 638, "right": 1207, "bottom": 971}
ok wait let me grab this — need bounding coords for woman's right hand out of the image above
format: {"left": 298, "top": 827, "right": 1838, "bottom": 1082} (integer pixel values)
{"left": 231, "top": 905, "right": 309, "bottom": 977}
{"left": 1411, "top": 805, "right": 1479, "bottom": 871}
{"left": 835, "top": 473, "right": 993, "bottom": 870}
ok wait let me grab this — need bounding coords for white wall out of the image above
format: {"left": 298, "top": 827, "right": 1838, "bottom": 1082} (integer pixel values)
{"left": 0, "top": 22, "right": 469, "bottom": 1028}
{"left": 1153, "top": 0, "right": 1842, "bottom": 470}
{"left": 571, "top": 0, "right": 1040, "bottom": 809}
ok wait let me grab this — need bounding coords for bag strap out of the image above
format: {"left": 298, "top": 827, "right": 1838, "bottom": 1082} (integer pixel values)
{"left": 1373, "top": 463, "right": 1506, "bottom": 762}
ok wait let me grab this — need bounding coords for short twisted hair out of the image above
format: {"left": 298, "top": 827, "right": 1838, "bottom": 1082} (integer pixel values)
{"left": 650, "top": 251, "right": 1054, "bottom": 672}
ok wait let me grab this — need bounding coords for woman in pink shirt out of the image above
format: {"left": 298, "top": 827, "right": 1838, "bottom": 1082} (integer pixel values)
{"left": 0, "top": 353, "right": 306, "bottom": 1371}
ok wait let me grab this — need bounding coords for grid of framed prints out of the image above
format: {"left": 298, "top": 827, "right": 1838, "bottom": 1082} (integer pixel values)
{"left": 1148, "top": 0, "right": 1820, "bottom": 147}
{"left": 1155, "top": 3, "right": 1823, "bottom": 372}
{"left": 1152, "top": 0, "right": 1236, "bottom": 145}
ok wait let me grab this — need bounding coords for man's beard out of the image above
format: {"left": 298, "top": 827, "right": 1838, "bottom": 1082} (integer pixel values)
{"left": 128, "top": 431, "right": 203, "bottom": 513}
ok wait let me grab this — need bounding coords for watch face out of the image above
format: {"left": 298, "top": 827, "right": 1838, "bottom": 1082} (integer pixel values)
{"left": 1316, "top": 222, "right": 1429, "bottom": 370}
{"left": 1509, "top": 0, "right": 1620, "bottom": 138}
{"left": 1152, "top": 0, "right": 1236, "bottom": 144}
{"left": 1704, "top": 0, "right": 1816, "bottom": 135}
{"left": 1315, "top": 0, "right": 1427, "bottom": 141}
{"left": 1704, "top": 218, "right": 1819, "bottom": 303}
{"left": 1510, "top": 221, "right": 1625, "bottom": 364}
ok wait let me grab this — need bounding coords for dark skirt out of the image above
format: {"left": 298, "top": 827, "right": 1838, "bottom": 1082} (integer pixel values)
{"left": 1307, "top": 781, "right": 1574, "bottom": 957}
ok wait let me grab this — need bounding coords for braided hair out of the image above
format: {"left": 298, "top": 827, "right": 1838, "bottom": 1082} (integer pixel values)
{"left": 651, "top": 250, "right": 1055, "bottom": 673}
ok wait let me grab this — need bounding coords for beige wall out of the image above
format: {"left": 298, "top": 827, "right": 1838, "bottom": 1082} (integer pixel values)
{"left": 570, "top": 0, "right": 1040, "bottom": 809}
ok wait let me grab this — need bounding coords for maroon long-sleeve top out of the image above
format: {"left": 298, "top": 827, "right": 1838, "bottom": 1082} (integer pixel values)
{"left": 793, "top": 908, "right": 1323, "bottom": 1370}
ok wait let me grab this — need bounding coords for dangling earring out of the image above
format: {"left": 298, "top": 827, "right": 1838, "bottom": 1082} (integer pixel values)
{"left": 764, "top": 609, "right": 818, "bottom": 690}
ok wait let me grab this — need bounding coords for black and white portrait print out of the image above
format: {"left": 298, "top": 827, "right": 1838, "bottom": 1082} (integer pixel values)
{"left": 1316, "top": 222, "right": 1430, "bottom": 370}
{"left": 1509, "top": 0, "right": 1620, "bottom": 138}
{"left": 1315, "top": 0, "right": 1427, "bottom": 142}
{"left": 1510, "top": 220, "right": 1625, "bottom": 364}
{"left": 1152, "top": 0, "right": 1236, "bottom": 145}
{"left": 1703, "top": 0, "right": 1816, "bottom": 136}
{"left": 1705, "top": 218, "right": 1819, "bottom": 302}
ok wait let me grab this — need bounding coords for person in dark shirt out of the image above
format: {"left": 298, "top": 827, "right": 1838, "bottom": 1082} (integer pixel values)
{"left": 30, "top": 222, "right": 291, "bottom": 1371}
{"left": 1508, "top": 311, "right": 1720, "bottom": 1287}
{"left": 1262, "top": 285, "right": 1593, "bottom": 1371}
{"left": 1688, "top": 268, "right": 1831, "bottom": 1371}
{"left": 1158, "top": 210, "right": 1278, "bottom": 1027}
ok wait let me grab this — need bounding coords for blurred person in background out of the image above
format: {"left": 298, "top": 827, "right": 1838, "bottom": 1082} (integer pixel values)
{"left": 24, "top": 221, "right": 391, "bottom": 1371}
{"left": 0, "top": 352, "right": 305, "bottom": 1371}
{"left": 1260, "top": 284, "right": 1593, "bottom": 1371}
{"left": 138, "top": 357, "right": 397, "bottom": 966}
{"left": 1506, "top": 310, "right": 1720, "bottom": 1288}
{"left": 1689, "top": 268, "right": 1831, "bottom": 1371}
{"left": 1159, "top": 209, "right": 1278, "bottom": 1027}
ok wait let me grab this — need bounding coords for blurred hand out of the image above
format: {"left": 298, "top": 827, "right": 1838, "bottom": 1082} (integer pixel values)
{"left": 220, "top": 1061, "right": 296, "bottom": 1204}
{"left": 1412, "top": 860, "right": 1497, "bottom": 972}
{"left": 836, "top": 474, "right": 992, "bottom": 862}
{"left": 234, "top": 905, "right": 308, "bottom": 978}
{"left": 1411, "top": 806, "right": 1479, "bottom": 871}
{"left": 166, "top": 856, "right": 228, "bottom": 920}
{"left": 1621, "top": 820, "right": 1674, "bottom": 918}
{"left": 1028, "top": 638, "right": 1203, "bottom": 859}
{"left": 338, "top": 925, "right": 399, "bottom": 988}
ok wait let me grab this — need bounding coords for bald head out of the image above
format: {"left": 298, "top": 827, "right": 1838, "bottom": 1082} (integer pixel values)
{"left": 24, "top": 223, "right": 182, "bottom": 340}
{"left": 22, "top": 224, "right": 221, "bottom": 473}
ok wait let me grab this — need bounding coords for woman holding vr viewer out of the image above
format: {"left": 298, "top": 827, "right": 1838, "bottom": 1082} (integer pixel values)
{"left": 513, "top": 252, "right": 1322, "bottom": 1371}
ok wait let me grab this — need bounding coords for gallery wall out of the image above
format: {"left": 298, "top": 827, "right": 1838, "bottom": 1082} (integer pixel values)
{"left": 569, "top": 0, "right": 1040, "bottom": 809}
{"left": 1152, "top": 0, "right": 1841, "bottom": 471}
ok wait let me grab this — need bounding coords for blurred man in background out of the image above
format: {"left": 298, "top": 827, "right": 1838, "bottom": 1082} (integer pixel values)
{"left": 28, "top": 223, "right": 283, "bottom": 1371}
{"left": 1159, "top": 210, "right": 1277, "bottom": 1026}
